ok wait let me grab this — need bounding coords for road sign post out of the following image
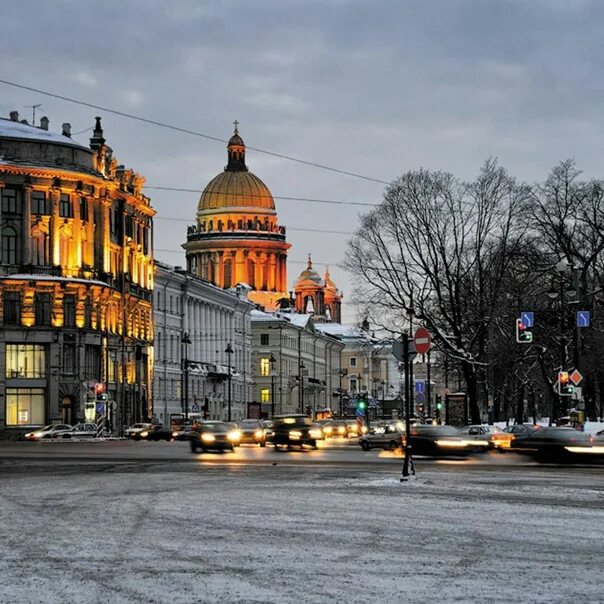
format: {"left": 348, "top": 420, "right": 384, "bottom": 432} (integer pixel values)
{"left": 576, "top": 311, "right": 590, "bottom": 328}
{"left": 414, "top": 328, "right": 431, "bottom": 355}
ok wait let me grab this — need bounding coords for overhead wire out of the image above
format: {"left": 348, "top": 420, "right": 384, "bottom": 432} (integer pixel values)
{"left": 0, "top": 78, "right": 390, "bottom": 186}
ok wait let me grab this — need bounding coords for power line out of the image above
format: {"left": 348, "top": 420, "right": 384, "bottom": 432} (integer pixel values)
{"left": 154, "top": 216, "right": 353, "bottom": 235}
{"left": 145, "top": 185, "right": 379, "bottom": 208}
{"left": 0, "top": 78, "right": 390, "bottom": 186}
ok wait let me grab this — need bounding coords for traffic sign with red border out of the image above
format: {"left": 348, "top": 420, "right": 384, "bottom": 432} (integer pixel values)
{"left": 414, "top": 327, "right": 431, "bottom": 354}
{"left": 570, "top": 369, "right": 583, "bottom": 386}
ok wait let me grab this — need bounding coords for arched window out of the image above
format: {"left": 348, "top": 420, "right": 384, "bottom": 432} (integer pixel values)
{"left": 1, "top": 227, "right": 19, "bottom": 265}
{"left": 31, "top": 229, "right": 49, "bottom": 266}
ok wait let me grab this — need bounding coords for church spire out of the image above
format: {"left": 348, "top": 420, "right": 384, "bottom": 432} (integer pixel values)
{"left": 226, "top": 120, "right": 248, "bottom": 172}
{"left": 307, "top": 253, "right": 312, "bottom": 269}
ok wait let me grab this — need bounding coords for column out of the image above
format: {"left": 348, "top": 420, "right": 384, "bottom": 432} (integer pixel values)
{"left": 281, "top": 255, "right": 287, "bottom": 293}
{"left": 217, "top": 251, "right": 225, "bottom": 288}
{"left": 50, "top": 187, "right": 60, "bottom": 266}
{"left": 268, "top": 253, "right": 276, "bottom": 291}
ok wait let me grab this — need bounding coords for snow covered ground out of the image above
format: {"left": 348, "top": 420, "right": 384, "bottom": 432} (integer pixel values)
{"left": 0, "top": 463, "right": 602, "bottom": 604}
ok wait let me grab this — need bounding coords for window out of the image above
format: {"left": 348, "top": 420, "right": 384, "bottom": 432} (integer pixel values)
{"left": 79, "top": 197, "right": 88, "bottom": 222}
{"left": 31, "top": 191, "right": 50, "bottom": 215}
{"left": 85, "top": 345, "right": 100, "bottom": 379}
{"left": 2, "top": 226, "right": 19, "bottom": 264}
{"left": 224, "top": 258, "right": 232, "bottom": 288}
{"left": 349, "top": 379, "right": 358, "bottom": 393}
{"left": 59, "top": 194, "right": 73, "bottom": 218}
{"left": 62, "top": 344, "right": 76, "bottom": 374}
{"left": 2, "top": 188, "right": 21, "bottom": 214}
{"left": 349, "top": 357, "right": 357, "bottom": 368}
{"left": 260, "top": 388, "right": 270, "bottom": 403}
{"left": 31, "top": 229, "right": 49, "bottom": 266}
{"left": 34, "top": 292, "right": 52, "bottom": 326}
{"left": 63, "top": 294, "right": 76, "bottom": 327}
{"left": 125, "top": 214, "right": 133, "bottom": 238}
{"left": 6, "top": 344, "right": 46, "bottom": 378}
{"left": 3, "top": 291, "right": 21, "bottom": 325}
{"left": 260, "top": 333, "right": 269, "bottom": 346}
{"left": 260, "top": 357, "right": 270, "bottom": 376}
{"left": 6, "top": 388, "right": 45, "bottom": 426}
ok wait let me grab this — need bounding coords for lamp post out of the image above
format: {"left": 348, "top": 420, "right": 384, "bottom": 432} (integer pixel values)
{"left": 402, "top": 304, "right": 417, "bottom": 480}
{"left": 269, "top": 352, "right": 276, "bottom": 418}
{"left": 225, "top": 343, "right": 233, "bottom": 421}
{"left": 181, "top": 333, "right": 192, "bottom": 423}
{"left": 299, "top": 361, "right": 305, "bottom": 414}
{"left": 546, "top": 260, "right": 578, "bottom": 421}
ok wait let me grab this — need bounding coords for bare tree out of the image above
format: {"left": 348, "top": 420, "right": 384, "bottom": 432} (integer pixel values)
{"left": 345, "top": 160, "right": 528, "bottom": 423}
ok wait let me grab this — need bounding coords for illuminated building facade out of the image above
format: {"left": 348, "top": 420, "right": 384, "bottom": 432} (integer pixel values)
{"left": 0, "top": 112, "right": 154, "bottom": 437}
{"left": 184, "top": 125, "right": 290, "bottom": 310}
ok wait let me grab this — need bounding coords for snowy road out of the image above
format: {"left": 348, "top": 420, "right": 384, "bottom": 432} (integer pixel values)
{"left": 0, "top": 445, "right": 603, "bottom": 604}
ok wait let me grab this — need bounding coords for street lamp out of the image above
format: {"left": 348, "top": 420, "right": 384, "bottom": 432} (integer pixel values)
{"left": 269, "top": 352, "right": 276, "bottom": 418}
{"left": 299, "top": 361, "right": 305, "bottom": 414}
{"left": 402, "top": 304, "right": 417, "bottom": 481}
{"left": 181, "top": 333, "right": 192, "bottom": 422}
{"left": 225, "top": 343, "right": 234, "bottom": 421}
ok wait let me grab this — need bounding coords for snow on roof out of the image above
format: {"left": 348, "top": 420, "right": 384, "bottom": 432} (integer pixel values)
{"left": 0, "top": 118, "right": 87, "bottom": 149}
{"left": 316, "top": 323, "right": 363, "bottom": 338}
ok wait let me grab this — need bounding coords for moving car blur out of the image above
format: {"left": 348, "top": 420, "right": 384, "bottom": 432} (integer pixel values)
{"left": 56, "top": 423, "right": 97, "bottom": 439}
{"left": 125, "top": 423, "right": 153, "bottom": 439}
{"left": 238, "top": 419, "right": 266, "bottom": 446}
{"left": 457, "top": 425, "right": 507, "bottom": 451}
{"left": 190, "top": 421, "right": 241, "bottom": 452}
{"left": 272, "top": 415, "right": 321, "bottom": 450}
{"left": 358, "top": 424, "right": 403, "bottom": 451}
{"left": 510, "top": 427, "right": 602, "bottom": 461}
{"left": 24, "top": 424, "right": 72, "bottom": 441}
{"left": 405, "top": 425, "right": 470, "bottom": 456}
{"left": 133, "top": 424, "right": 172, "bottom": 441}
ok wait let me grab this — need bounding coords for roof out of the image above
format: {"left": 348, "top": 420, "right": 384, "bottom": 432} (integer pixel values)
{"left": 0, "top": 118, "right": 87, "bottom": 149}
{"left": 198, "top": 170, "right": 275, "bottom": 212}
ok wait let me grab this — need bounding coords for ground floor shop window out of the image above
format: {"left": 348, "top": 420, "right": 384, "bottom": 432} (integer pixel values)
{"left": 6, "top": 388, "right": 45, "bottom": 426}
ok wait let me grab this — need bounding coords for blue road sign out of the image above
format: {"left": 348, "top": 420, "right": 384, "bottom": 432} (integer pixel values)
{"left": 577, "top": 311, "right": 590, "bottom": 328}
{"left": 520, "top": 311, "right": 534, "bottom": 328}
{"left": 191, "top": 403, "right": 200, "bottom": 412}
{"left": 95, "top": 402, "right": 105, "bottom": 415}
{"left": 415, "top": 380, "right": 425, "bottom": 394}
{"left": 415, "top": 392, "right": 425, "bottom": 404}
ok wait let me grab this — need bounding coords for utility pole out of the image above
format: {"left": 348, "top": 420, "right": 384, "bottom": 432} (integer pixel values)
{"left": 426, "top": 350, "right": 432, "bottom": 417}
{"left": 401, "top": 332, "right": 414, "bottom": 480}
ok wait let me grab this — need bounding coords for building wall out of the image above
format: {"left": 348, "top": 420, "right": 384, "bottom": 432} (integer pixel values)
{"left": 251, "top": 312, "right": 344, "bottom": 417}
{"left": 0, "top": 117, "right": 154, "bottom": 437}
{"left": 153, "top": 263, "right": 253, "bottom": 424}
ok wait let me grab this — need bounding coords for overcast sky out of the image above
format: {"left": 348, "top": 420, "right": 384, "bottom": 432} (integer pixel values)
{"left": 2, "top": 0, "right": 603, "bottom": 323}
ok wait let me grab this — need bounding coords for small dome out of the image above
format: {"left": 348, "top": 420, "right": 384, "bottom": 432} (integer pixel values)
{"left": 296, "top": 255, "right": 322, "bottom": 284}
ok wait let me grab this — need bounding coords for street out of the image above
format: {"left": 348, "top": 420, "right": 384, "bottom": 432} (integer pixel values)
{"left": 1, "top": 441, "right": 603, "bottom": 604}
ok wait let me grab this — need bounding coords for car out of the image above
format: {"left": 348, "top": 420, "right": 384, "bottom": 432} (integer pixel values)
{"left": 326, "top": 420, "right": 349, "bottom": 438}
{"left": 133, "top": 424, "right": 172, "bottom": 441}
{"left": 272, "top": 415, "right": 321, "bottom": 450}
{"left": 24, "top": 424, "right": 73, "bottom": 441}
{"left": 125, "top": 423, "right": 153, "bottom": 439}
{"left": 310, "top": 422, "right": 325, "bottom": 441}
{"left": 510, "top": 427, "right": 601, "bottom": 462}
{"left": 262, "top": 421, "right": 274, "bottom": 443}
{"left": 404, "top": 425, "right": 470, "bottom": 456}
{"left": 346, "top": 419, "right": 365, "bottom": 438}
{"left": 457, "top": 425, "right": 507, "bottom": 451}
{"left": 171, "top": 425, "right": 194, "bottom": 441}
{"left": 56, "top": 423, "right": 97, "bottom": 439}
{"left": 190, "top": 421, "right": 241, "bottom": 452}
{"left": 500, "top": 424, "right": 541, "bottom": 449}
{"left": 238, "top": 419, "right": 266, "bottom": 446}
{"left": 358, "top": 424, "right": 403, "bottom": 451}
{"left": 314, "top": 419, "right": 334, "bottom": 438}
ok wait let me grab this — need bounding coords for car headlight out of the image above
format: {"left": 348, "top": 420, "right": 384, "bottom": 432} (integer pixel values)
{"left": 33, "top": 432, "right": 43, "bottom": 438}
{"left": 309, "top": 429, "right": 322, "bottom": 439}
{"left": 464, "top": 439, "right": 490, "bottom": 447}
{"left": 254, "top": 430, "right": 264, "bottom": 439}
{"left": 140, "top": 431, "right": 149, "bottom": 438}
{"left": 435, "top": 439, "right": 466, "bottom": 447}
{"left": 289, "top": 430, "right": 302, "bottom": 440}
{"left": 227, "top": 430, "right": 241, "bottom": 442}
{"left": 361, "top": 426, "right": 368, "bottom": 434}
{"left": 323, "top": 427, "right": 332, "bottom": 435}
{"left": 338, "top": 427, "right": 346, "bottom": 434}
{"left": 201, "top": 433, "right": 216, "bottom": 443}
{"left": 172, "top": 431, "right": 179, "bottom": 438}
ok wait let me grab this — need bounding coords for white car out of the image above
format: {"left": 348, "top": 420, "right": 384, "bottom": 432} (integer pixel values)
{"left": 125, "top": 423, "right": 153, "bottom": 439}
{"left": 56, "top": 423, "right": 97, "bottom": 439}
{"left": 24, "top": 424, "right": 73, "bottom": 441}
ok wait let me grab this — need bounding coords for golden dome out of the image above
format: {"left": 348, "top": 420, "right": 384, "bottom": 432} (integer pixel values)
{"left": 198, "top": 123, "right": 275, "bottom": 213}
{"left": 199, "top": 170, "right": 275, "bottom": 212}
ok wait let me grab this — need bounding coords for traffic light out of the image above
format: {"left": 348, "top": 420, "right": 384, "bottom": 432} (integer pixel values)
{"left": 417, "top": 404, "right": 425, "bottom": 415}
{"left": 557, "top": 371, "right": 574, "bottom": 397}
{"left": 357, "top": 395, "right": 367, "bottom": 411}
{"left": 435, "top": 394, "right": 443, "bottom": 411}
{"left": 516, "top": 318, "right": 533, "bottom": 343}
{"left": 95, "top": 383, "right": 108, "bottom": 403}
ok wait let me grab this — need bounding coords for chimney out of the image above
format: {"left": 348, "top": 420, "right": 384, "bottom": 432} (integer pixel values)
{"left": 9, "top": 111, "right": 18, "bottom": 122}
{"left": 89, "top": 116, "right": 105, "bottom": 150}
{"left": 40, "top": 116, "right": 49, "bottom": 130}
{"left": 62, "top": 123, "right": 71, "bottom": 137}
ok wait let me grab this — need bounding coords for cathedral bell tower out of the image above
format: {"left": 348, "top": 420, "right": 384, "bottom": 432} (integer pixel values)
{"left": 184, "top": 124, "right": 291, "bottom": 309}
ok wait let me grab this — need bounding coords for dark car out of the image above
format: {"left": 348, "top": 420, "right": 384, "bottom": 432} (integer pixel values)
{"left": 510, "top": 427, "right": 600, "bottom": 462}
{"left": 405, "top": 425, "right": 469, "bottom": 456}
{"left": 238, "top": 419, "right": 267, "bottom": 447}
{"left": 190, "top": 421, "right": 240, "bottom": 452}
{"left": 133, "top": 424, "right": 172, "bottom": 441}
{"left": 358, "top": 425, "right": 403, "bottom": 451}
{"left": 171, "top": 425, "right": 194, "bottom": 441}
{"left": 272, "top": 415, "right": 321, "bottom": 450}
